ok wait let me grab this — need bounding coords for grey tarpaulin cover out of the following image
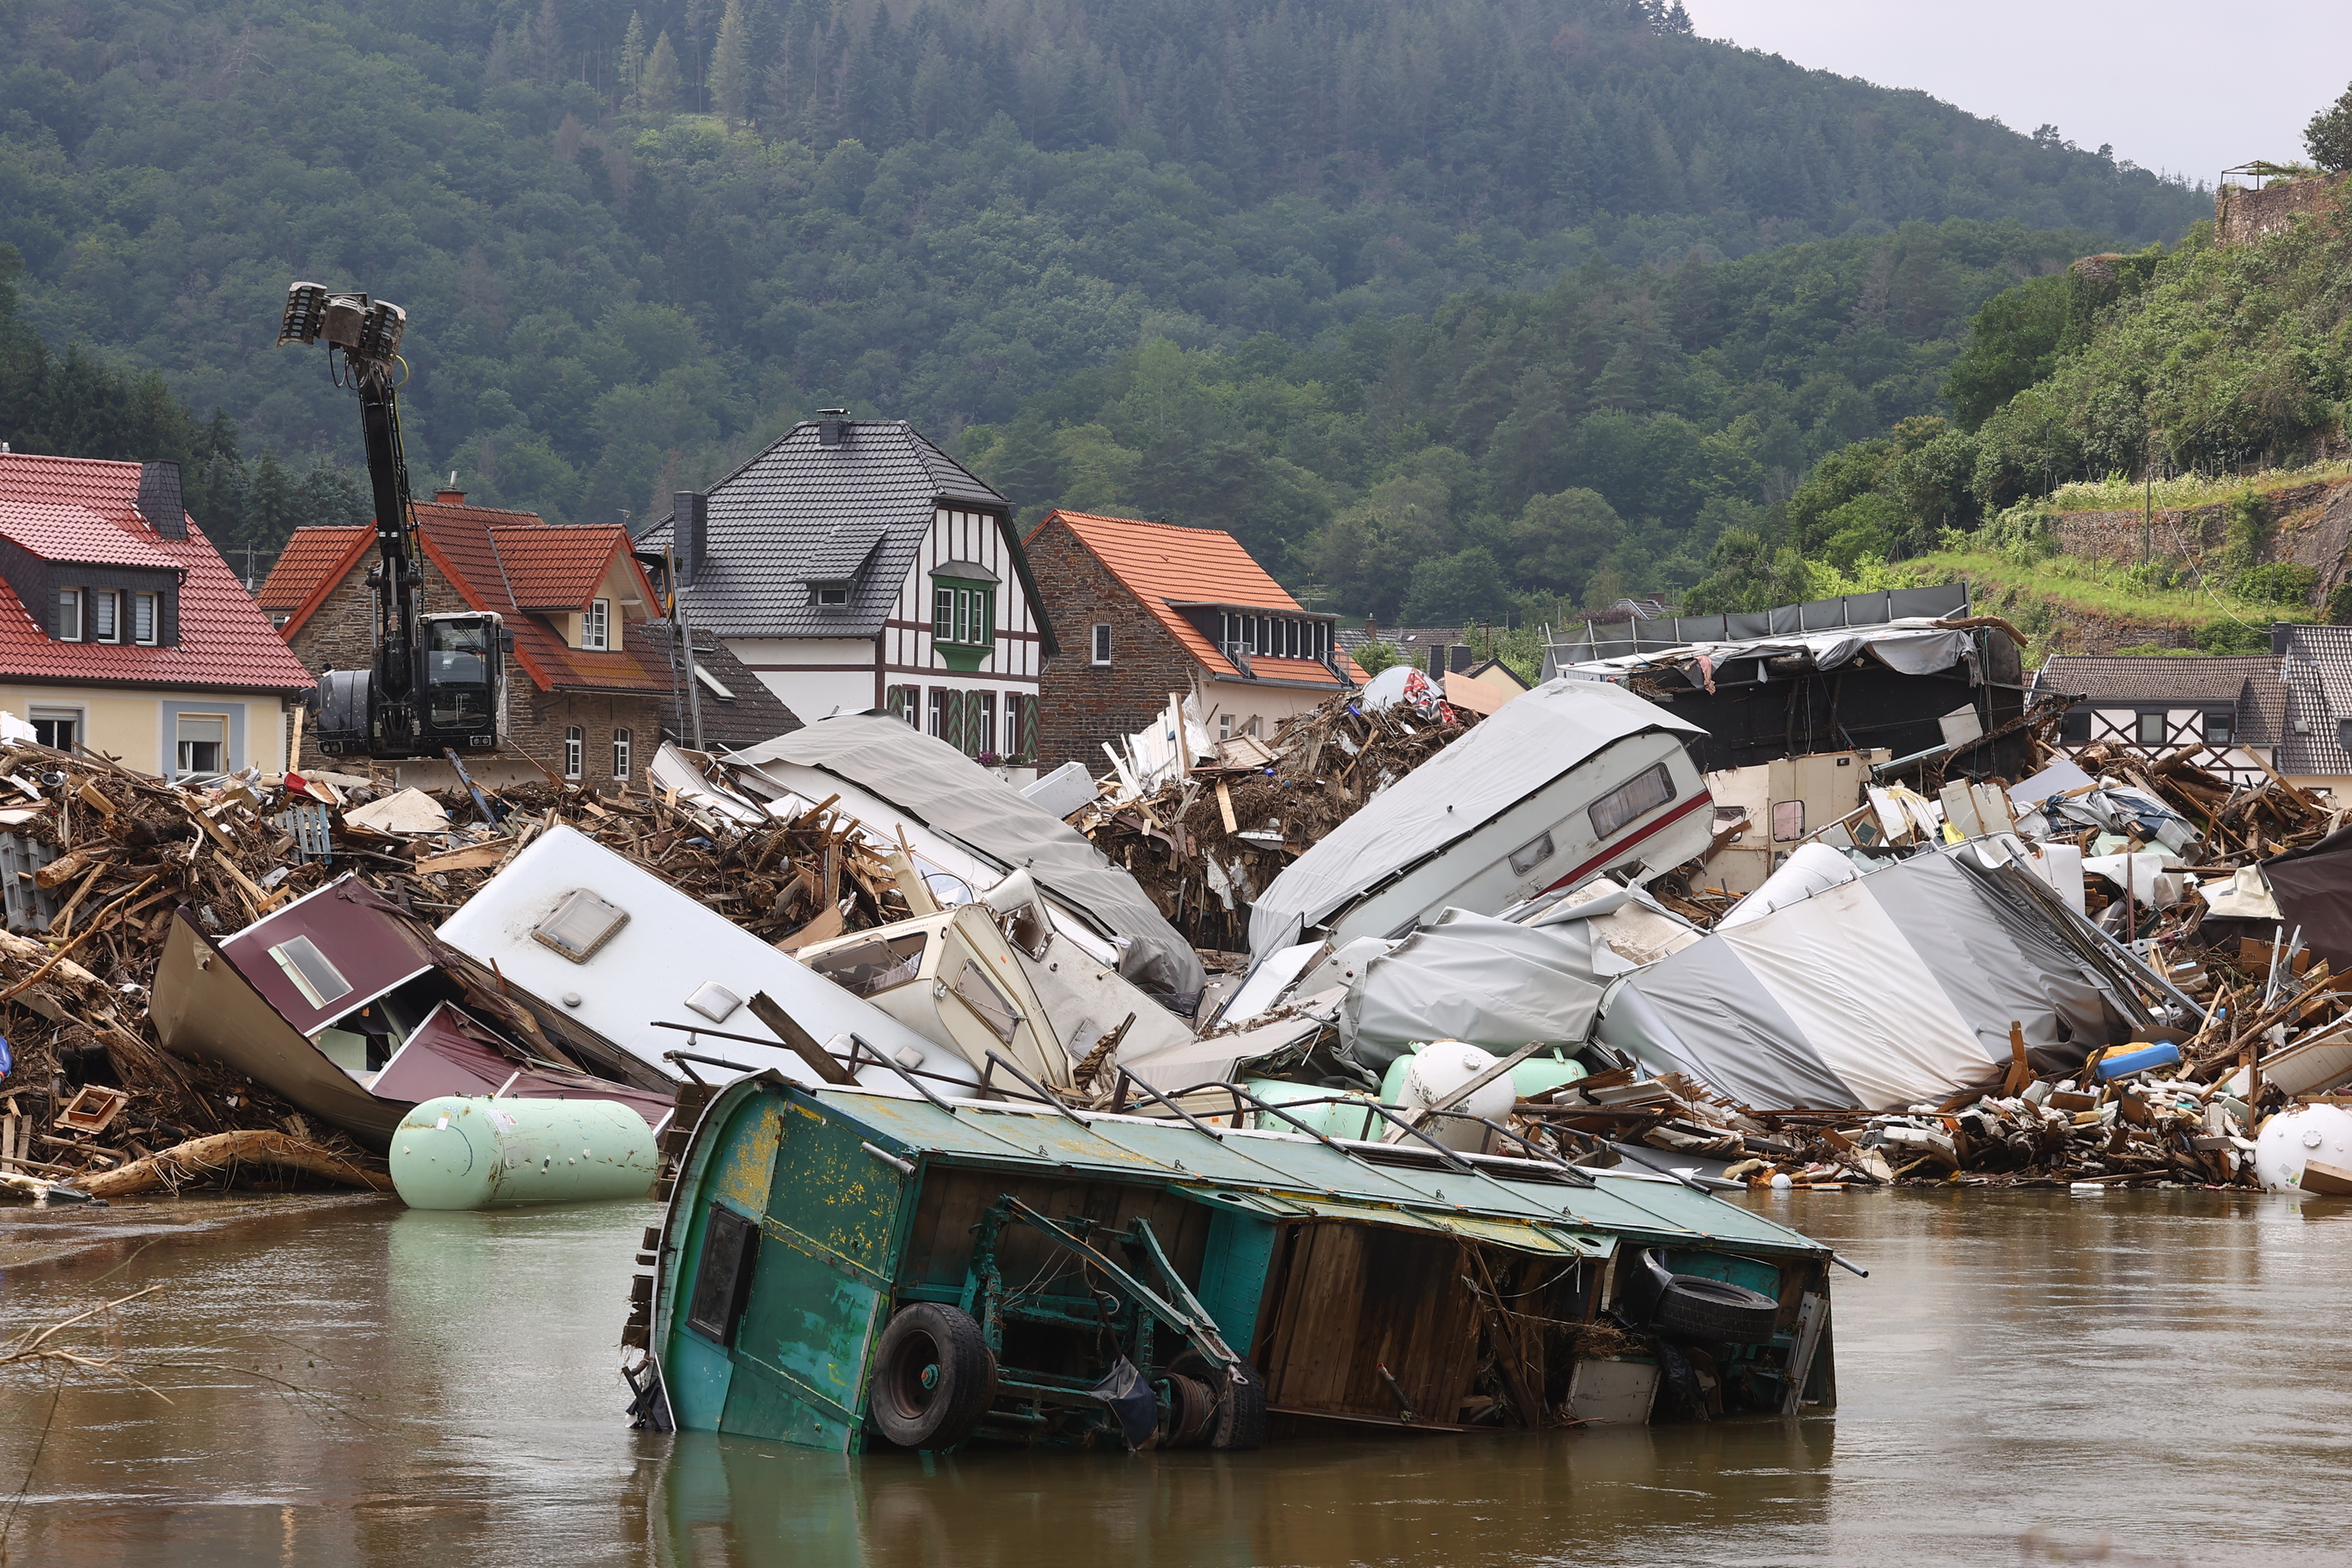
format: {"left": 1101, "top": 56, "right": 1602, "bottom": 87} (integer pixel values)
{"left": 728, "top": 716, "right": 1205, "bottom": 999}
{"left": 1341, "top": 908, "right": 1612, "bottom": 1072}
{"left": 1250, "top": 677, "right": 1702, "bottom": 957}
{"left": 1596, "top": 845, "right": 2146, "bottom": 1111}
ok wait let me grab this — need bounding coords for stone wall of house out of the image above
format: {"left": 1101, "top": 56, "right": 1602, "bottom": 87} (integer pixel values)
{"left": 2216, "top": 175, "right": 2343, "bottom": 246}
{"left": 1026, "top": 521, "right": 1203, "bottom": 772}
{"left": 283, "top": 554, "right": 657, "bottom": 790}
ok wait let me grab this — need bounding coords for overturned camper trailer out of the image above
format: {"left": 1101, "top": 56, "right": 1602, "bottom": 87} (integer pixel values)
{"left": 151, "top": 877, "right": 676, "bottom": 1150}
{"left": 1543, "top": 587, "right": 2033, "bottom": 778}
{"left": 623, "top": 1072, "right": 1840, "bottom": 1451}
{"left": 1248, "top": 678, "right": 1712, "bottom": 960}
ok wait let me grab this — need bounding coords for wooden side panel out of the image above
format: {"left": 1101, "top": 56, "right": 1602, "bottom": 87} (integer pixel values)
{"left": 1259, "top": 1223, "right": 1486, "bottom": 1425}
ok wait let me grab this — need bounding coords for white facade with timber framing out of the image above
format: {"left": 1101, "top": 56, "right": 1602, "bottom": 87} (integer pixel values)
{"left": 2034, "top": 653, "right": 2287, "bottom": 791}
{"left": 638, "top": 417, "right": 1055, "bottom": 780}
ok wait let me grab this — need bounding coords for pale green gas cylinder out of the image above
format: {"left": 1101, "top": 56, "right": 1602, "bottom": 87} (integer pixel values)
{"left": 390, "top": 1096, "right": 661, "bottom": 1210}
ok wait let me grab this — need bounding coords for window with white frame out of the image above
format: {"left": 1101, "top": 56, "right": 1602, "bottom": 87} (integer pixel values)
{"left": 1004, "top": 701, "right": 1021, "bottom": 759}
{"left": 28, "top": 706, "right": 79, "bottom": 750}
{"left": 975, "top": 692, "right": 997, "bottom": 760}
{"left": 612, "top": 726, "right": 633, "bottom": 780}
{"left": 563, "top": 726, "right": 583, "bottom": 780}
{"left": 582, "top": 598, "right": 610, "bottom": 651}
{"left": 89, "top": 589, "right": 118, "bottom": 644}
{"left": 928, "top": 687, "right": 946, "bottom": 738}
{"left": 1091, "top": 623, "right": 1112, "bottom": 665}
{"left": 175, "top": 713, "right": 227, "bottom": 778}
{"left": 133, "top": 591, "right": 157, "bottom": 645}
{"left": 55, "top": 588, "right": 81, "bottom": 641}
{"left": 2135, "top": 711, "right": 2168, "bottom": 747}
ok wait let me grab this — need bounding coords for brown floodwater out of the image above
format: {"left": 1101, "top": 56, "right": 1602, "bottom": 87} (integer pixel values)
{"left": 3, "top": 1185, "right": 2349, "bottom": 1567}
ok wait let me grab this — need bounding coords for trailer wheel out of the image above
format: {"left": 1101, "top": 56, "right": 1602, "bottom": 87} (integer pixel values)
{"left": 1173, "top": 1353, "right": 1266, "bottom": 1451}
{"left": 1653, "top": 1275, "right": 1781, "bottom": 1345}
{"left": 1161, "top": 1373, "right": 1216, "bottom": 1449}
{"left": 871, "top": 1303, "right": 996, "bottom": 1449}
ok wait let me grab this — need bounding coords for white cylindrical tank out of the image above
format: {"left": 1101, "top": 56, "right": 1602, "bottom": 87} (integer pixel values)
{"left": 391, "top": 1096, "right": 661, "bottom": 1210}
{"left": 2252, "top": 1105, "right": 2352, "bottom": 1193}
{"left": 1396, "top": 1042, "right": 1516, "bottom": 1152}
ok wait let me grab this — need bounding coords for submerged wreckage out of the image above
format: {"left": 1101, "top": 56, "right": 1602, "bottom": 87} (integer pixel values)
{"left": 8, "top": 585, "right": 2352, "bottom": 1452}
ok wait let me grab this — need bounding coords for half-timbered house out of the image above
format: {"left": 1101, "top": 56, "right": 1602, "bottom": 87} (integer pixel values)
{"left": 638, "top": 417, "right": 1053, "bottom": 779}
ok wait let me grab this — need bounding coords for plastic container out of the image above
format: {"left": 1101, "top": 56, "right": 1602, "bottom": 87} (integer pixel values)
{"left": 2094, "top": 1041, "right": 2182, "bottom": 1081}
{"left": 391, "top": 1096, "right": 661, "bottom": 1210}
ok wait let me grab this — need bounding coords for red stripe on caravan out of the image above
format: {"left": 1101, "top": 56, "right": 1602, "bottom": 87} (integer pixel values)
{"left": 1543, "top": 790, "right": 1714, "bottom": 893}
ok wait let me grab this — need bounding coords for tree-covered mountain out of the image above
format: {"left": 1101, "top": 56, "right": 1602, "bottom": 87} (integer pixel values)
{"left": 962, "top": 217, "right": 2108, "bottom": 622}
{"left": 3, "top": 0, "right": 2203, "bottom": 554}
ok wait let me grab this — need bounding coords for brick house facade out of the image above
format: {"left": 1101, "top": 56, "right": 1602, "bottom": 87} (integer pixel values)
{"left": 1024, "top": 511, "right": 1362, "bottom": 775}
{"left": 260, "top": 488, "right": 669, "bottom": 790}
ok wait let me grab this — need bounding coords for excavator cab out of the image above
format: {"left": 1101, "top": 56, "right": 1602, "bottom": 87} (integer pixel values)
{"left": 420, "top": 611, "right": 507, "bottom": 749}
{"left": 313, "top": 612, "right": 510, "bottom": 759}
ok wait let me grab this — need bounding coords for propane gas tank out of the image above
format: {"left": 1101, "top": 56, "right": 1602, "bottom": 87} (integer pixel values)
{"left": 391, "top": 1096, "right": 660, "bottom": 1210}
{"left": 2253, "top": 1104, "right": 2352, "bottom": 1194}
{"left": 1394, "top": 1042, "right": 1516, "bottom": 1152}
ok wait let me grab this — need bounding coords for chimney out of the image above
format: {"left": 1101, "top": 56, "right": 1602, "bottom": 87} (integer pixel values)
{"left": 674, "top": 491, "right": 707, "bottom": 585}
{"left": 1425, "top": 642, "right": 1446, "bottom": 677}
{"left": 815, "top": 409, "right": 849, "bottom": 447}
{"left": 2273, "top": 622, "right": 2296, "bottom": 656}
{"left": 138, "top": 461, "right": 187, "bottom": 540}
{"left": 1449, "top": 644, "right": 1474, "bottom": 673}
{"left": 435, "top": 469, "right": 466, "bottom": 505}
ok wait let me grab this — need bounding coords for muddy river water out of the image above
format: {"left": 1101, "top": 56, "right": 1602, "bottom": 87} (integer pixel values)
{"left": 3, "top": 1186, "right": 2348, "bottom": 1567}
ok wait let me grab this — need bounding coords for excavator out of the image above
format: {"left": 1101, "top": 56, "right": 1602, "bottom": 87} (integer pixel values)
{"left": 277, "top": 282, "right": 511, "bottom": 760}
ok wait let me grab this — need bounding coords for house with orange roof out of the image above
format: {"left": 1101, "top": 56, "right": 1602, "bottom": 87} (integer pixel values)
{"left": 0, "top": 450, "right": 315, "bottom": 779}
{"left": 1022, "top": 511, "right": 1362, "bottom": 773}
{"left": 259, "top": 481, "right": 687, "bottom": 790}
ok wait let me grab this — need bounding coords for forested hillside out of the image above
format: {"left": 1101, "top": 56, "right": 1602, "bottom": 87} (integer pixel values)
{"left": 963, "top": 218, "right": 2104, "bottom": 622}
{"left": 1681, "top": 175, "right": 2352, "bottom": 634}
{"left": 2, "top": 0, "right": 2204, "bottom": 555}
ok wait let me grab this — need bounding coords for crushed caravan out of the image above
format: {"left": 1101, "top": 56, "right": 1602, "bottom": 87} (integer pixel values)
{"left": 622, "top": 1072, "right": 1841, "bottom": 1450}
{"left": 1247, "top": 677, "right": 1711, "bottom": 959}
{"left": 726, "top": 715, "right": 1208, "bottom": 1005}
{"left": 150, "top": 876, "right": 676, "bottom": 1150}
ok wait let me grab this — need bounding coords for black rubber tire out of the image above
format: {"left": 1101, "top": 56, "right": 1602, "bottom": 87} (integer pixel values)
{"left": 870, "top": 1303, "right": 996, "bottom": 1449}
{"left": 1171, "top": 1353, "right": 1266, "bottom": 1451}
{"left": 1161, "top": 1373, "right": 1216, "bottom": 1449}
{"left": 1652, "top": 1275, "right": 1780, "bottom": 1345}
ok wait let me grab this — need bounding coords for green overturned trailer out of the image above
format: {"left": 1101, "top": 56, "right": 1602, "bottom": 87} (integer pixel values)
{"left": 622, "top": 1071, "right": 1841, "bottom": 1451}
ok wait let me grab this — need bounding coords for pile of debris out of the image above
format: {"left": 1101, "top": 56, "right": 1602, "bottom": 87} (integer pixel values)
{"left": 1070, "top": 671, "right": 1484, "bottom": 951}
{"left": 0, "top": 741, "right": 928, "bottom": 1200}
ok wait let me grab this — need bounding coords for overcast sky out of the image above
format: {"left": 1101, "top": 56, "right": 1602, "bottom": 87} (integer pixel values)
{"left": 1686, "top": 1, "right": 2349, "bottom": 186}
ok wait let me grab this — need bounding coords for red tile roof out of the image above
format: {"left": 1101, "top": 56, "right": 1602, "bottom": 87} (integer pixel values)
{"left": 256, "top": 526, "right": 375, "bottom": 637}
{"left": 0, "top": 502, "right": 183, "bottom": 569}
{"left": 1030, "top": 511, "right": 1363, "bottom": 686}
{"left": 0, "top": 454, "right": 316, "bottom": 693}
{"left": 490, "top": 525, "right": 635, "bottom": 609}
{"left": 260, "top": 500, "right": 673, "bottom": 695}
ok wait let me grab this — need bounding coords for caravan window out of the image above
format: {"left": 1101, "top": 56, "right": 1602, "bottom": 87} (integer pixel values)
{"left": 949, "top": 958, "right": 1021, "bottom": 1043}
{"left": 805, "top": 934, "right": 927, "bottom": 998}
{"left": 1589, "top": 762, "right": 1675, "bottom": 841}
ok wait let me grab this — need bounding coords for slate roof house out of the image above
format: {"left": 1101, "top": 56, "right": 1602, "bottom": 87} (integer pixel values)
{"left": 634, "top": 621, "right": 801, "bottom": 754}
{"left": 2033, "top": 653, "right": 2288, "bottom": 789}
{"left": 0, "top": 450, "right": 314, "bottom": 779}
{"left": 1022, "top": 510, "right": 1362, "bottom": 773}
{"left": 2270, "top": 625, "right": 2352, "bottom": 794}
{"left": 259, "top": 483, "right": 671, "bottom": 790}
{"left": 636, "top": 417, "right": 1052, "bottom": 779}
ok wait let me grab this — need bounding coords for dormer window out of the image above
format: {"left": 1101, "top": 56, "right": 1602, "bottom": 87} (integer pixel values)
{"left": 814, "top": 583, "right": 849, "bottom": 606}
{"left": 57, "top": 589, "right": 81, "bottom": 640}
{"left": 133, "top": 591, "right": 158, "bottom": 646}
{"left": 581, "top": 597, "right": 609, "bottom": 651}
{"left": 89, "top": 590, "right": 119, "bottom": 644}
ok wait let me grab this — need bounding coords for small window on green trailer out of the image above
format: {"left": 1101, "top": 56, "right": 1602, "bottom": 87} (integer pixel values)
{"left": 687, "top": 1204, "right": 762, "bottom": 1346}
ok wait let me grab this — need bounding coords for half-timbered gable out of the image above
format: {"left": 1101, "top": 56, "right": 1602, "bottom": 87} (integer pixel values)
{"left": 639, "top": 419, "right": 1053, "bottom": 778}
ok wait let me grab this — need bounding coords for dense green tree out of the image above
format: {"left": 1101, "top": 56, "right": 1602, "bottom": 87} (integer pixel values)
{"left": 2307, "top": 81, "right": 2352, "bottom": 171}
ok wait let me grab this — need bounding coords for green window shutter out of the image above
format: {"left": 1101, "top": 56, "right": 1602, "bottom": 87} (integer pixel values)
{"left": 1019, "top": 694, "right": 1038, "bottom": 762}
